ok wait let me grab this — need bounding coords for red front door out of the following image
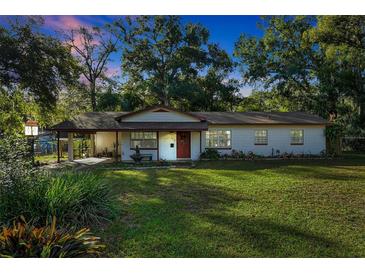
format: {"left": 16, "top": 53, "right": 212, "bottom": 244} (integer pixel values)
{"left": 177, "top": 131, "right": 191, "bottom": 159}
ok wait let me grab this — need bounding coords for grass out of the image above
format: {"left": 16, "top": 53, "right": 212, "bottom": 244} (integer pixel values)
{"left": 35, "top": 153, "right": 65, "bottom": 164}
{"left": 92, "top": 154, "right": 365, "bottom": 257}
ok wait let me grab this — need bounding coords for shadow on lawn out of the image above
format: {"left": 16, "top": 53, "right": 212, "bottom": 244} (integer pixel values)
{"left": 195, "top": 156, "right": 365, "bottom": 172}
{"left": 101, "top": 169, "right": 348, "bottom": 257}
{"left": 204, "top": 213, "right": 343, "bottom": 257}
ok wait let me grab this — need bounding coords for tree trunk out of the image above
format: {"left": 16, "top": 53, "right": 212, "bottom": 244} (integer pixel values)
{"left": 359, "top": 100, "right": 365, "bottom": 127}
{"left": 90, "top": 81, "right": 97, "bottom": 111}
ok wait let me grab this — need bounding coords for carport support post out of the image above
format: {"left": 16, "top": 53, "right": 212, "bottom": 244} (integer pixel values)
{"left": 90, "top": 134, "right": 95, "bottom": 157}
{"left": 57, "top": 131, "right": 60, "bottom": 163}
{"left": 68, "top": 132, "right": 74, "bottom": 161}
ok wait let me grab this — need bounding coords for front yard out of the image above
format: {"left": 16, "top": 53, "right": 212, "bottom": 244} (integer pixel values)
{"left": 95, "top": 155, "right": 365, "bottom": 257}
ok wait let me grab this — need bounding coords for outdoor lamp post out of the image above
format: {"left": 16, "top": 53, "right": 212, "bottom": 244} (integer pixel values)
{"left": 24, "top": 120, "right": 39, "bottom": 164}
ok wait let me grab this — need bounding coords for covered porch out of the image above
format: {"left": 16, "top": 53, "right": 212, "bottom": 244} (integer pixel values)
{"left": 50, "top": 106, "right": 209, "bottom": 163}
{"left": 55, "top": 130, "right": 121, "bottom": 163}
{"left": 56, "top": 129, "right": 204, "bottom": 163}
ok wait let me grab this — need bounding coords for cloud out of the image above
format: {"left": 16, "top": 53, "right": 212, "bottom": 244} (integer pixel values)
{"left": 239, "top": 85, "right": 253, "bottom": 97}
{"left": 44, "top": 16, "right": 90, "bottom": 31}
{"left": 104, "top": 64, "right": 121, "bottom": 78}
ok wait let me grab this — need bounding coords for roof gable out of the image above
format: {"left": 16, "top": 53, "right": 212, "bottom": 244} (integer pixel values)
{"left": 117, "top": 106, "right": 205, "bottom": 122}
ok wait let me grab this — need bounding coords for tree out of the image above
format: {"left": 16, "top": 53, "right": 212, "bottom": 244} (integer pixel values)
{"left": 110, "top": 16, "right": 240, "bottom": 110}
{"left": 234, "top": 15, "right": 364, "bottom": 133}
{"left": 237, "top": 90, "right": 291, "bottom": 112}
{"left": 311, "top": 16, "right": 365, "bottom": 127}
{"left": 0, "top": 89, "right": 28, "bottom": 136}
{"left": 234, "top": 16, "right": 319, "bottom": 112}
{"left": 66, "top": 26, "right": 118, "bottom": 111}
{"left": 96, "top": 79, "right": 122, "bottom": 111}
{"left": 0, "top": 16, "right": 80, "bottom": 109}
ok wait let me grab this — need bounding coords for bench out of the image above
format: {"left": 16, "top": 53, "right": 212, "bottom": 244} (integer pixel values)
{"left": 140, "top": 154, "right": 153, "bottom": 161}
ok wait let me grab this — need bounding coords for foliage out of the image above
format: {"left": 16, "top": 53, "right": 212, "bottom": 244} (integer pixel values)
{"left": 0, "top": 216, "right": 104, "bottom": 258}
{"left": 234, "top": 15, "right": 365, "bottom": 134}
{"left": 97, "top": 89, "right": 122, "bottom": 111}
{"left": 312, "top": 16, "right": 365, "bottom": 127}
{"left": 111, "top": 16, "right": 241, "bottom": 110}
{"left": 0, "top": 135, "right": 42, "bottom": 223}
{"left": 65, "top": 26, "right": 118, "bottom": 111}
{"left": 0, "top": 16, "right": 80, "bottom": 109}
{"left": 0, "top": 135, "right": 114, "bottom": 228}
{"left": 237, "top": 90, "right": 292, "bottom": 112}
{"left": 325, "top": 123, "right": 344, "bottom": 155}
{"left": 0, "top": 89, "right": 28, "bottom": 136}
{"left": 43, "top": 172, "right": 114, "bottom": 227}
{"left": 200, "top": 148, "right": 220, "bottom": 159}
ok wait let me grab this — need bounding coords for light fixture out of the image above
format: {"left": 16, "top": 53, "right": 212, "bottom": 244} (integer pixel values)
{"left": 24, "top": 120, "right": 39, "bottom": 136}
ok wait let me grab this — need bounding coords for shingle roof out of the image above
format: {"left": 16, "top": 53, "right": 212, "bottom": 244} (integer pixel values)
{"left": 118, "top": 122, "right": 208, "bottom": 131}
{"left": 51, "top": 112, "right": 127, "bottom": 131}
{"left": 50, "top": 111, "right": 328, "bottom": 131}
{"left": 191, "top": 112, "right": 328, "bottom": 125}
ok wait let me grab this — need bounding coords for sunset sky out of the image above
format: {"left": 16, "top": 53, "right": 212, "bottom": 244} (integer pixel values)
{"left": 1, "top": 15, "right": 264, "bottom": 96}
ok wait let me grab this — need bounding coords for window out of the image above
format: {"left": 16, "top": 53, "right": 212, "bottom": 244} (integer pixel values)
{"left": 206, "top": 130, "right": 231, "bottom": 148}
{"left": 130, "top": 132, "right": 157, "bottom": 149}
{"left": 290, "top": 129, "right": 304, "bottom": 145}
{"left": 255, "top": 130, "right": 268, "bottom": 145}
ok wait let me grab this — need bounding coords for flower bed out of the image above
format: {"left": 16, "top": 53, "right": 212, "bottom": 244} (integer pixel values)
{"left": 200, "top": 149, "right": 334, "bottom": 161}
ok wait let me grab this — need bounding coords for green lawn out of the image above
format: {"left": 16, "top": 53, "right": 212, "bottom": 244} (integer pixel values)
{"left": 95, "top": 155, "right": 365, "bottom": 257}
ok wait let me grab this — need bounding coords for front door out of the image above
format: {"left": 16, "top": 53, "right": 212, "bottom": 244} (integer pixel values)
{"left": 176, "top": 131, "right": 191, "bottom": 159}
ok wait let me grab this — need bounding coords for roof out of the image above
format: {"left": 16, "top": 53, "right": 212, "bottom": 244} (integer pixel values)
{"left": 50, "top": 110, "right": 328, "bottom": 131}
{"left": 51, "top": 112, "right": 127, "bottom": 131}
{"left": 191, "top": 112, "right": 328, "bottom": 125}
{"left": 116, "top": 105, "right": 206, "bottom": 122}
{"left": 118, "top": 122, "right": 208, "bottom": 131}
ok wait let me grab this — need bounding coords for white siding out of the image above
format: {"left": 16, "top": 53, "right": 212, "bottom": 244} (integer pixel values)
{"left": 120, "top": 131, "right": 201, "bottom": 161}
{"left": 202, "top": 125, "right": 326, "bottom": 156}
{"left": 95, "top": 132, "right": 121, "bottom": 155}
{"left": 191, "top": 131, "right": 201, "bottom": 160}
{"left": 159, "top": 132, "right": 177, "bottom": 160}
{"left": 122, "top": 110, "right": 200, "bottom": 122}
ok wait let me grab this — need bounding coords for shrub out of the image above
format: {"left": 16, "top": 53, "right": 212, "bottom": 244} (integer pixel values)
{"left": 0, "top": 136, "right": 114, "bottom": 228}
{"left": 231, "top": 149, "right": 241, "bottom": 159}
{"left": 0, "top": 136, "right": 44, "bottom": 224}
{"left": 200, "top": 148, "right": 220, "bottom": 159}
{"left": 0, "top": 216, "right": 104, "bottom": 258}
{"left": 43, "top": 172, "right": 114, "bottom": 227}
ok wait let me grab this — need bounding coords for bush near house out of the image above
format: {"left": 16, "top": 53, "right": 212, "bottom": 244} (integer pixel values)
{"left": 200, "top": 148, "right": 330, "bottom": 161}
{"left": 200, "top": 148, "right": 220, "bottom": 159}
{"left": 0, "top": 216, "right": 104, "bottom": 258}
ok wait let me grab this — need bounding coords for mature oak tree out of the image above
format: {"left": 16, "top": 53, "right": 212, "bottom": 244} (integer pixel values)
{"left": 234, "top": 16, "right": 365, "bottom": 132}
{"left": 0, "top": 17, "right": 79, "bottom": 109}
{"left": 110, "top": 16, "right": 240, "bottom": 110}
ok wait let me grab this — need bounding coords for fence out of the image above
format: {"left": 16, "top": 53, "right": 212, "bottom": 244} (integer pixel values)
{"left": 34, "top": 135, "right": 92, "bottom": 159}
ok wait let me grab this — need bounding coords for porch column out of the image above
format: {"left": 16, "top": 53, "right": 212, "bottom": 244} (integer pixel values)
{"left": 199, "top": 131, "right": 202, "bottom": 154}
{"left": 157, "top": 131, "right": 160, "bottom": 161}
{"left": 90, "top": 134, "right": 95, "bottom": 157}
{"left": 57, "top": 131, "right": 60, "bottom": 163}
{"left": 68, "top": 132, "right": 74, "bottom": 161}
{"left": 115, "top": 131, "right": 119, "bottom": 162}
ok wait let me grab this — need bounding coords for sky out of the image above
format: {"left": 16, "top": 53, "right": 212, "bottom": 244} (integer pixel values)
{"left": 0, "top": 15, "right": 264, "bottom": 96}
